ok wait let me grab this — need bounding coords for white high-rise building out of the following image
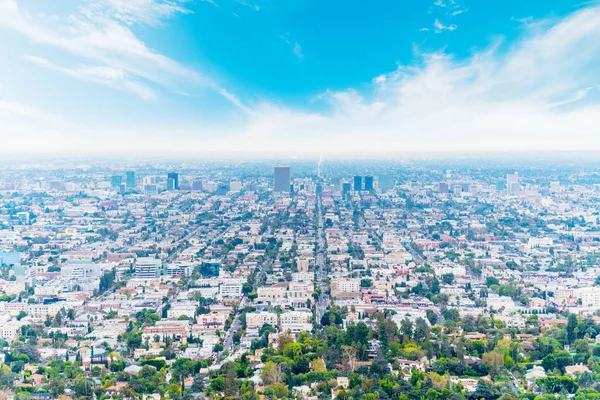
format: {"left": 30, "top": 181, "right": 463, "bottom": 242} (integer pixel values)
{"left": 229, "top": 180, "right": 242, "bottom": 192}
{"left": 507, "top": 173, "right": 520, "bottom": 194}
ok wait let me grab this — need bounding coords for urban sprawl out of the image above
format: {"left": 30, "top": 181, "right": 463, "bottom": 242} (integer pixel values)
{"left": 0, "top": 159, "right": 599, "bottom": 400}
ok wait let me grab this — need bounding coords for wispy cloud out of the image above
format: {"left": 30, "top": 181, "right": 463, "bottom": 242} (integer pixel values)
{"left": 0, "top": 0, "right": 247, "bottom": 109}
{"left": 292, "top": 43, "right": 304, "bottom": 60}
{"left": 93, "top": 0, "right": 194, "bottom": 26}
{"left": 26, "top": 55, "right": 157, "bottom": 99}
{"left": 0, "top": 0, "right": 202, "bottom": 89}
{"left": 435, "top": 0, "right": 468, "bottom": 18}
{"left": 511, "top": 16, "right": 536, "bottom": 26}
{"left": 433, "top": 18, "right": 457, "bottom": 33}
{"left": 548, "top": 87, "right": 595, "bottom": 108}
{"left": 234, "top": 0, "right": 260, "bottom": 11}
{"left": 3, "top": 3, "right": 600, "bottom": 155}
{"left": 450, "top": 8, "right": 468, "bottom": 17}
{"left": 213, "top": 6, "right": 600, "bottom": 154}
{"left": 0, "top": 100, "right": 60, "bottom": 121}
{"left": 281, "top": 33, "right": 304, "bottom": 60}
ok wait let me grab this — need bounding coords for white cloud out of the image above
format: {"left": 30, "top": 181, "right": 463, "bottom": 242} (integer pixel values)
{"left": 95, "top": 0, "right": 193, "bottom": 26}
{"left": 0, "top": 100, "right": 60, "bottom": 121}
{"left": 27, "top": 55, "right": 156, "bottom": 99}
{"left": 0, "top": 0, "right": 202, "bottom": 88}
{"left": 293, "top": 43, "right": 304, "bottom": 60}
{"left": 0, "top": 0, "right": 245, "bottom": 108}
{"left": 511, "top": 16, "right": 535, "bottom": 25}
{"left": 433, "top": 0, "right": 446, "bottom": 7}
{"left": 373, "top": 75, "right": 387, "bottom": 85}
{"left": 3, "top": 4, "right": 600, "bottom": 155}
{"left": 548, "top": 87, "right": 595, "bottom": 108}
{"left": 215, "top": 6, "right": 600, "bottom": 154}
{"left": 450, "top": 8, "right": 468, "bottom": 17}
{"left": 281, "top": 33, "right": 304, "bottom": 60}
{"left": 433, "top": 18, "right": 457, "bottom": 33}
{"left": 235, "top": 0, "right": 259, "bottom": 11}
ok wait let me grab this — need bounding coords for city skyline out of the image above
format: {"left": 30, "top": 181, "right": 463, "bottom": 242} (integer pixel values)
{"left": 0, "top": 156, "right": 600, "bottom": 398}
{"left": 1, "top": 0, "right": 600, "bottom": 155}
{"left": 3, "top": 2, "right": 600, "bottom": 396}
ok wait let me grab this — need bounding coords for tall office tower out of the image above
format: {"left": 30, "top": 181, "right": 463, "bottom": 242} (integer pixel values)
{"left": 126, "top": 171, "right": 135, "bottom": 190}
{"left": 439, "top": 182, "right": 449, "bottom": 194}
{"left": 506, "top": 172, "right": 520, "bottom": 194}
{"left": 353, "top": 176, "right": 362, "bottom": 191}
{"left": 378, "top": 175, "right": 394, "bottom": 191}
{"left": 364, "top": 176, "right": 374, "bottom": 191}
{"left": 342, "top": 182, "right": 351, "bottom": 194}
{"left": 274, "top": 166, "right": 291, "bottom": 192}
{"left": 331, "top": 177, "right": 341, "bottom": 191}
{"left": 192, "top": 180, "right": 203, "bottom": 191}
{"left": 48, "top": 181, "right": 64, "bottom": 191}
{"left": 110, "top": 175, "right": 122, "bottom": 188}
{"left": 229, "top": 180, "right": 242, "bottom": 192}
{"left": 144, "top": 184, "right": 158, "bottom": 196}
{"left": 167, "top": 172, "right": 179, "bottom": 190}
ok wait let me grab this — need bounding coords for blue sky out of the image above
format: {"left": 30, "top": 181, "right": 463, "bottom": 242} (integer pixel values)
{"left": 0, "top": 0, "right": 599, "bottom": 155}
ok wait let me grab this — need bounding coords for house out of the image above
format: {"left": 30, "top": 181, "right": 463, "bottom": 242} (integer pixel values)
{"left": 458, "top": 379, "right": 479, "bottom": 392}
{"left": 397, "top": 359, "right": 425, "bottom": 372}
{"left": 336, "top": 377, "right": 349, "bottom": 389}
{"left": 565, "top": 364, "right": 590, "bottom": 377}
{"left": 525, "top": 366, "right": 546, "bottom": 390}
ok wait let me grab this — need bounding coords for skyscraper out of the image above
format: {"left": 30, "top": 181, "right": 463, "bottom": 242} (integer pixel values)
{"left": 144, "top": 184, "right": 158, "bottom": 196}
{"left": 274, "top": 166, "right": 291, "bottom": 192}
{"left": 192, "top": 180, "right": 203, "bottom": 191}
{"left": 126, "top": 171, "right": 135, "bottom": 190}
{"left": 378, "top": 175, "right": 394, "bottom": 191}
{"left": 507, "top": 173, "right": 520, "bottom": 194}
{"left": 353, "top": 176, "right": 362, "bottom": 192}
{"left": 364, "top": 176, "right": 374, "bottom": 191}
{"left": 167, "top": 172, "right": 179, "bottom": 190}
{"left": 342, "top": 182, "right": 351, "bottom": 194}
{"left": 110, "top": 175, "right": 122, "bottom": 188}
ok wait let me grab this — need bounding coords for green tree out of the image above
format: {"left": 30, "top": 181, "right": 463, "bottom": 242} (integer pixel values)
{"left": 537, "top": 376, "right": 578, "bottom": 394}
{"left": 567, "top": 314, "right": 578, "bottom": 344}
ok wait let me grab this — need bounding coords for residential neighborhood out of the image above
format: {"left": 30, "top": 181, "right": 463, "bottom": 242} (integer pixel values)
{"left": 1, "top": 160, "right": 600, "bottom": 400}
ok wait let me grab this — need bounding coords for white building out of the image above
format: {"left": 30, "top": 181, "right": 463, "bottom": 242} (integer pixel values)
{"left": 219, "top": 283, "right": 243, "bottom": 298}
{"left": 331, "top": 279, "right": 360, "bottom": 294}
{"left": 246, "top": 311, "right": 278, "bottom": 329}
{"left": 576, "top": 287, "right": 600, "bottom": 308}
{"left": 280, "top": 310, "right": 311, "bottom": 325}
{"left": 135, "top": 257, "right": 162, "bottom": 279}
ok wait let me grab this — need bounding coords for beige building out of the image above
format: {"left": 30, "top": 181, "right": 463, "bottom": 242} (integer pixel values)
{"left": 246, "top": 311, "right": 277, "bottom": 329}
